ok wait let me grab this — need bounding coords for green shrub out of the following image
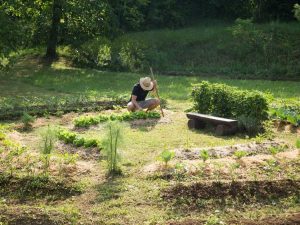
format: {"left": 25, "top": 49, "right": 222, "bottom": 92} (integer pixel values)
{"left": 191, "top": 81, "right": 269, "bottom": 128}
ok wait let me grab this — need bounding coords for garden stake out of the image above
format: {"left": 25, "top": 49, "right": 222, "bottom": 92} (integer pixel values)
{"left": 149, "top": 67, "right": 164, "bottom": 117}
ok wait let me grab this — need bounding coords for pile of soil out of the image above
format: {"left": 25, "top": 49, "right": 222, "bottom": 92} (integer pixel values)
{"left": 163, "top": 179, "right": 300, "bottom": 203}
{"left": 175, "top": 140, "right": 290, "bottom": 160}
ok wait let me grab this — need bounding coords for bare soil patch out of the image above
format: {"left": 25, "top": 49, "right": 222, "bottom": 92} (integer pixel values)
{"left": 175, "top": 140, "right": 290, "bottom": 160}
{"left": 163, "top": 179, "right": 300, "bottom": 203}
{"left": 0, "top": 175, "right": 82, "bottom": 202}
{"left": 0, "top": 206, "right": 72, "bottom": 225}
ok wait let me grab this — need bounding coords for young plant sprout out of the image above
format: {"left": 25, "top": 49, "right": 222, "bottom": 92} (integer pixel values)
{"left": 233, "top": 150, "right": 248, "bottom": 159}
{"left": 200, "top": 150, "right": 209, "bottom": 162}
{"left": 21, "top": 112, "right": 35, "bottom": 130}
{"left": 159, "top": 149, "right": 175, "bottom": 167}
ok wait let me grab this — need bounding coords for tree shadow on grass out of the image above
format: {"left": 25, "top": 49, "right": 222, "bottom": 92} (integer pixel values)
{"left": 128, "top": 118, "right": 160, "bottom": 132}
{"left": 95, "top": 179, "right": 126, "bottom": 203}
{"left": 188, "top": 124, "right": 249, "bottom": 141}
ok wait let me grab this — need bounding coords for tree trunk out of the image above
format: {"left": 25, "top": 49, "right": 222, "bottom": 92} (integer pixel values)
{"left": 46, "top": 0, "right": 63, "bottom": 59}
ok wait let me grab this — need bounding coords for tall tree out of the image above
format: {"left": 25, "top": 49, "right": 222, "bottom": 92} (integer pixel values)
{"left": 46, "top": 0, "right": 63, "bottom": 59}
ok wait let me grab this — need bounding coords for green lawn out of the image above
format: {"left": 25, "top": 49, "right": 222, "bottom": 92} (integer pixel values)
{"left": 1, "top": 58, "right": 299, "bottom": 105}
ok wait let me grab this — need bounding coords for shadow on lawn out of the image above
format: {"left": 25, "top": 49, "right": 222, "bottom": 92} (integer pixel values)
{"left": 95, "top": 179, "right": 126, "bottom": 203}
{"left": 189, "top": 124, "right": 248, "bottom": 141}
{"left": 128, "top": 118, "right": 160, "bottom": 132}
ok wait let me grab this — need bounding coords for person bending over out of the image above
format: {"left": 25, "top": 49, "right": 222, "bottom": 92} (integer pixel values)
{"left": 127, "top": 77, "right": 160, "bottom": 112}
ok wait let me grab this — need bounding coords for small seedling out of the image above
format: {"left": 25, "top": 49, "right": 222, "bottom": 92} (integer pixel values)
{"left": 234, "top": 150, "right": 248, "bottom": 159}
{"left": 200, "top": 150, "right": 209, "bottom": 162}
{"left": 159, "top": 150, "right": 175, "bottom": 167}
{"left": 21, "top": 112, "right": 35, "bottom": 130}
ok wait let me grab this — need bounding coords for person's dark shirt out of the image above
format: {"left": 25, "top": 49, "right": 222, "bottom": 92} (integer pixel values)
{"left": 129, "top": 83, "right": 150, "bottom": 102}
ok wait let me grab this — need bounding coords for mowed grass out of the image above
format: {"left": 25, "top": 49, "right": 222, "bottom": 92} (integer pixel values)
{"left": 1, "top": 58, "right": 299, "bottom": 104}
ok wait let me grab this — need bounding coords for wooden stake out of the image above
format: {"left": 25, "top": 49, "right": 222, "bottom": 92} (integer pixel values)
{"left": 150, "top": 67, "right": 165, "bottom": 117}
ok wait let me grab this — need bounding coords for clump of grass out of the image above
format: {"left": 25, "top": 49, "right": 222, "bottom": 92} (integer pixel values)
{"left": 21, "top": 112, "right": 35, "bottom": 130}
{"left": 102, "top": 121, "right": 123, "bottom": 176}
{"left": 233, "top": 150, "right": 248, "bottom": 159}
{"left": 268, "top": 145, "right": 286, "bottom": 156}
{"left": 158, "top": 149, "right": 175, "bottom": 167}
{"left": 40, "top": 125, "right": 57, "bottom": 175}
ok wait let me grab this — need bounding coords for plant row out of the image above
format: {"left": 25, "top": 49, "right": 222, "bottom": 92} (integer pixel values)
{"left": 0, "top": 95, "right": 126, "bottom": 120}
{"left": 57, "top": 129, "right": 100, "bottom": 148}
{"left": 269, "top": 107, "right": 300, "bottom": 127}
{"left": 74, "top": 111, "right": 161, "bottom": 128}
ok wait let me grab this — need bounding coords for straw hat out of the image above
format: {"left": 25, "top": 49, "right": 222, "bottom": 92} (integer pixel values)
{"left": 139, "top": 77, "right": 154, "bottom": 91}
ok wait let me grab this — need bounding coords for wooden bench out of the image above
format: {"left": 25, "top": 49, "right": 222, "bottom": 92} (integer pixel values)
{"left": 186, "top": 112, "right": 238, "bottom": 136}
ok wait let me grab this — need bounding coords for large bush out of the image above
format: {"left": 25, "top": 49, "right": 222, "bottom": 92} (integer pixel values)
{"left": 191, "top": 81, "right": 269, "bottom": 125}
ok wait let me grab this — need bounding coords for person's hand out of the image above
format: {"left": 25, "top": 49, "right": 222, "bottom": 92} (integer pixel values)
{"left": 152, "top": 80, "right": 158, "bottom": 90}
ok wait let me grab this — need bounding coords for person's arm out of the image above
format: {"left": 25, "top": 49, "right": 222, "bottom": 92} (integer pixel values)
{"left": 131, "top": 95, "right": 142, "bottom": 111}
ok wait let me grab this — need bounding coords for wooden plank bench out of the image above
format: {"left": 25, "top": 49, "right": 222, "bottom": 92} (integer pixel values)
{"left": 186, "top": 112, "right": 238, "bottom": 136}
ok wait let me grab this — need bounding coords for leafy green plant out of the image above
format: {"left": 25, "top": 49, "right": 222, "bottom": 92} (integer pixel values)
{"left": 84, "top": 139, "right": 98, "bottom": 148}
{"left": 200, "top": 150, "right": 209, "bottom": 162}
{"left": 233, "top": 150, "right": 248, "bottom": 159}
{"left": 102, "top": 121, "right": 123, "bottom": 175}
{"left": 21, "top": 112, "right": 35, "bottom": 130}
{"left": 73, "top": 137, "right": 85, "bottom": 147}
{"left": 269, "top": 107, "right": 300, "bottom": 127}
{"left": 57, "top": 128, "right": 99, "bottom": 149}
{"left": 74, "top": 111, "right": 161, "bottom": 128}
{"left": 159, "top": 149, "right": 175, "bottom": 167}
{"left": 268, "top": 145, "right": 286, "bottom": 156}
